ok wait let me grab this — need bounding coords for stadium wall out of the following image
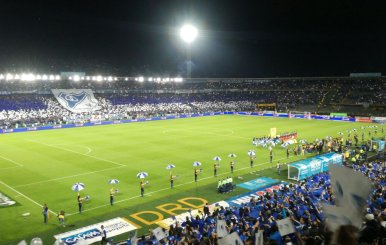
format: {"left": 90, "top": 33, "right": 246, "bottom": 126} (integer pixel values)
{"left": 2, "top": 112, "right": 378, "bottom": 135}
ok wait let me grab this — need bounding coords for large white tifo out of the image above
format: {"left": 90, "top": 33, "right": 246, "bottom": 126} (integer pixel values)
{"left": 51, "top": 89, "right": 101, "bottom": 113}
{"left": 54, "top": 217, "right": 137, "bottom": 245}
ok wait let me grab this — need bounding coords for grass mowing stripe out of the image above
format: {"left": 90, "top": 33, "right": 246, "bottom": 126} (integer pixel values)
{"left": 0, "top": 116, "right": 378, "bottom": 244}
{"left": 0, "top": 180, "right": 57, "bottom": 216}
{"left": 66, "top": 155, "right": 295, "bottom": 216}
{"left": 13, "top": 166, "right": 125, "bottom": 188}
{"left": 27, "top": 139, "right": 127, "bottom": 167}
{"left": 0, "top": 155, "right": 24, "bottom": 166}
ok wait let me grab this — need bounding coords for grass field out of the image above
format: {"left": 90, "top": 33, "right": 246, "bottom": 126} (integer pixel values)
{"left": 0, "top": 115, "right": 381, "bottom": 244}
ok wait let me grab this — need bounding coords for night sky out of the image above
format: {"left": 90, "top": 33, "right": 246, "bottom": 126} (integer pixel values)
{"left": 0, "top": 0, "right": 385, "bottom": 77}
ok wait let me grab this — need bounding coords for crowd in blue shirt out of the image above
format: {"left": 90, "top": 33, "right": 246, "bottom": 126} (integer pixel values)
{"left": 128, "top": 159, "right": 385, "bottom": 245}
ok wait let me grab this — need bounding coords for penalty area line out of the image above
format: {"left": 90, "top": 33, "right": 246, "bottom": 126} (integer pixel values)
{"left": 0, "top": 180, "right": 57, "bottom": 216}
{"left": 0, "top": 155, "right": 24, "bottom": 167}
{"left": 14, "top": 165, "right": 125, "bottom": 188}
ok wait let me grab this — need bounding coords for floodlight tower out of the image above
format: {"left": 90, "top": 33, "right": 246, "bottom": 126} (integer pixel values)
{"left": 180, "top": 24, "right": 198, "bottom": 79}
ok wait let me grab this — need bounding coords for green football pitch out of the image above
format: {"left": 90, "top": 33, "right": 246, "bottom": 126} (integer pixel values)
{"left": 0, "top": 115, "right": 380, "bottom": 244}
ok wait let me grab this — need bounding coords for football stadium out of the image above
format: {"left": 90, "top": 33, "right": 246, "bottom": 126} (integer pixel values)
{"left": 0, "top": 2, "right": 386, "bottom": 245}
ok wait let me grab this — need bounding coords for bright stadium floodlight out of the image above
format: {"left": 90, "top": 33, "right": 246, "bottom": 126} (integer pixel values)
{"left": 108, "top": 76, "right": 113, "bottom": 81}
{"left": 156, "top": 77, "right": 161, "bottom": 82}
{"left": 55, "top": 75, "right": 61, "bottom": 80}
{"left": 180, "top": 24, "right": 198, "bottom": 44}
{"left": 36, "top": 75, "right": 42, "bottom": 80}
{"left": 15, "top": 74, "right": 21, "bottom": 80}
{"left": 138, "top": 76, "right": 144, "bottom": 82}
{"left": 0, "top": 74, "right": 4, "bottom": 80}
{"left": 6, "top": 73, "right": 13, "bottom": 80}
{"left": 96, "top": 75, "right": 103, "bottom": 82}
{"left": 42, "top": 74, "right": 48, "bottom": 80}
{"left": 148, "top": 77, "right": 153, "bottom": 82}
{"left": 25, "top": 73, "right": 35, "bottom": 81}
{"left": 125, "top": 77, "right": 128, "bottom": 81}
{"left": 73, "top": 75, "right": 80, "bottom": 81}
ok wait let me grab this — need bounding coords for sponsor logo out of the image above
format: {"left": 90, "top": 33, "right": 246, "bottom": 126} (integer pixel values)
{"left": 53, "top": 125, "right": 62, "bottom": 129}
{"left": 113, "top": 120, "right": 121, "bottom": 124}
{"left": 0, "top": 192, "right": 16, "bottom": 206}
{"left": 60, "top": 228, "right": 100, "bottom": 245}
{"left": 27, "top": 127, "right": 37, "bottom": 131}
{"left": 75, "top": 124, "right": 83, "bottom": 127}
{"left": 226, "top": 185, "right": 282, "bottom": 207}
{"left": 237, "top": 177, "right": 280, "bottom": 191}
{"left": 2, "top": 129, "right": 14, "bottom": 133}
{"left": 156, "top": 201, "right": 229, "bottom": 229}
{"left": 355, "top": 117, "right": 372, "bottom": 123}
{"left": 54, "top": 217, "right": 137, "bottom": 245}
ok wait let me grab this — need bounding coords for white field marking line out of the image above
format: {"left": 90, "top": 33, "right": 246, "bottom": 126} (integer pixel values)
{"left": 0, "top": 166, "right": 19, "bottom": 170}
{"left": 51, "top": 144, "right": 93, "bottom": 155}
{"left": 14, "top": 166, "right": 125, "bottom": 188}
{"left": 0, "top": 155, "right": 24, "bottom": 167}
{"left": 28, "top": 139, "right": 126, "bottom": 167}
{"left": 67, "top": 155, "right": 294, "bottom": 216}
{"left": 0, "top": 180, "right": 58, "bottom": 216}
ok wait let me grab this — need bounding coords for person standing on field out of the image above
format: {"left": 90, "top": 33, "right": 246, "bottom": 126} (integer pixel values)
{"left": 42, "top": 203, "right": 49, "bottom": 224}
{"left": 100, "top": 225, "right": 107, "bottom": 244}
{"left": 170, "top": 174, "right": 174, "bottom": 188}
{"left": 140, "top": 180, "right": 145, "bottom": 197}
{"left": 194, "top": 168, "right": 199, "bottom": 182}
{"left": 276, "top": 162, "right": 281, "bottom": 175}
{"left": 77, "top": 193, "right": 83, "bottom": 214}
{"left": 109, "top": 188, "right": 114, "bottom": 206}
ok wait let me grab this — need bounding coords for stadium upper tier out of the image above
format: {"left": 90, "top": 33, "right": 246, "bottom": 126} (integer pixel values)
{"left": 0, "top": 78, "right": 384, "bottom": 128}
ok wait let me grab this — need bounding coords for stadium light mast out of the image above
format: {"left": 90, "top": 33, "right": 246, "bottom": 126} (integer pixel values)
{"left": 180, "top": 24, "right": 198, "bottom": 79}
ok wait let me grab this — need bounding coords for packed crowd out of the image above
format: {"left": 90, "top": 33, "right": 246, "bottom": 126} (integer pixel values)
{"left": 0, "top": 95, "right": 256, "bottom": 129}
{"left": 128, "top": 159, "right": 385, "bottom": 245}
{"left": 0, "top": 77, "right": 385, "bottom": 128}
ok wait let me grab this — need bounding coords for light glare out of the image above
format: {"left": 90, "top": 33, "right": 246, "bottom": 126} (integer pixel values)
{"left": 180, "top": 24, "right": 198, "bottom": 43}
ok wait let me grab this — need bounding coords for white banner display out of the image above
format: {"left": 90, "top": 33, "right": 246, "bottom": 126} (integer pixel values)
{"left": 152, "top": 227, "right": 167, "bottom": 241}
{"left": 255, "top": 230, "right": 264, "bottom": 245}
{"left": 51, "top": 89, "right": 101, "bottom": 113}
{"left": 276, "top": 218, "right": 295, "bottom": 236}
{"left": 54, "top": 217, "right": 137, "bottom": 245}
{"left": 323, "top": 165, "right": 372, "bottom": 232}
{"left": 217, "top": 220, "right": 229, "bottom": 238}
{"left": 218, "top": 232, "right": 244, "bottom": 245}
